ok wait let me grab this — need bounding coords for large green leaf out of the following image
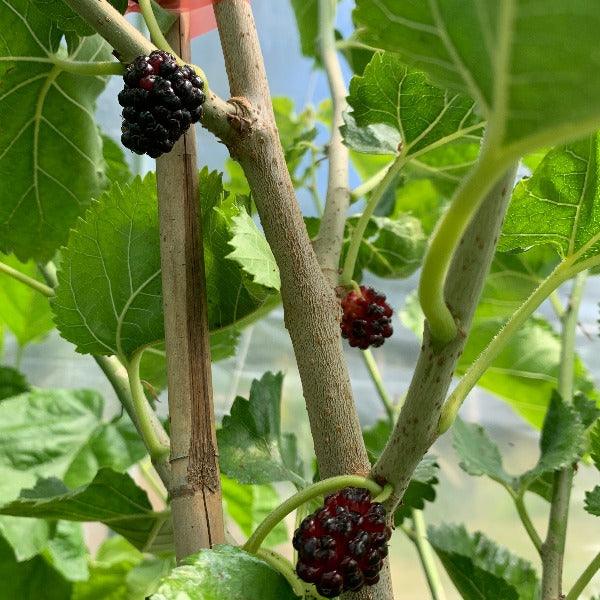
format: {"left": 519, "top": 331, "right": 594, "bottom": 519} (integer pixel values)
{"left": 345, "top": 52, "right": 484, "bottom": 181}
{"left": 452, "top": 418, "right": 512, "bottom": 487}
{"left": 354, "top": 1, "right": 600, "bottom": 159}
{"left": 217, "top": 372, "right": 305, "bottom": 487}
{"left": 221, "top": 476, "right": 287, "bottom": 548}
{"left": 101, "top": 135, "right": 132, "bottom": 188}
{"left": 53, "top": 171, "right": 273, "bottom": 360}
{"left": 150, "top": 545, "right": 298, "bottom": 600}
{"left": 0, "top": 388, "right": 145, "bottom": 495}
{"left": 428, "top": 524, "right": 539, "bottom": 600}
{"left": 0, "top": 534, "right": 72, "bottom": 600}
{"left": 289, "top": 0, "right": 341, "bottom": 59}
{"left": 500, "top": 134, "right": 600, "bottom": 262}
{"left": 341, "top": 214, "right": 426, "bottom": 281}
{"left": 43, "top": 521, "right": 88, "bottom": 582}
{"left": 0, "top": 468, "right": 168, "bottom": 551}
{"left": 0, "top": 0, "right": 112, "bottom": 261}
{"left": 0, "top": 254, "right": 54, "bottom": 346}
{"left": 31, "top": 0, "right": 127, "bottom": 37}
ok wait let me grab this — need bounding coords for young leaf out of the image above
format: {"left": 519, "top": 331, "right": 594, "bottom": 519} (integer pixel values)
{"left": 354, "top": 1, "right": 600, "bottom": 159}
{"left": 0, "top": 365, "right": 30, "bottom": 400}
{"left": 0, "top": 2, "right": 112, "bottom": 261}
{"left": 150, "top": 545, "right": 298, "bottom": 600}
{"left": 500, "top": 134, "right": 600, "bottom": 262}
{"left": 0, "top": 254, "right": 54, "bottom": 346}
{"left": 584, "top": 486, "right": 600, "bottom": 517}
{"left": 0, "top": 468, "right": 168, "bottom": 551}
{"left": 227, "top": 210, "right": 280, "bottom": 291}
{"left": 217, "top": 372, "right": 305, "bottom": 487}
{"left": 452, "top": 418, "right": 512, "bottom": 488}
{"left": 53, "top": 171, "right": 274, "bottom": 360}
{"left": 428, "top": 524, "right": 540, "bottom": 600}
{"left": 345, "top": 52, "right": 484, "bottom": 183}
{"left": 221, "top": 475, "right": 287, "bottom": 548}
{"left": 0, "top": 534, "right": 72, "bottom": 600}
{"left": 518, "top": 391, "right": 585, "bottom": 491}
{"left": 363, "top": 420, "right": 439, "bottom": 522}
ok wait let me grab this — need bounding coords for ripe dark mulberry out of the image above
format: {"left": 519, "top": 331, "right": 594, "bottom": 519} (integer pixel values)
{"left": 293, "top": 487, "right": 391, "bottom": 598}
{"left": 340, "top": 286, "right": 393, "bottom": 349}
{"left": 118, "top": 50, "right": 205, "bottom": 158}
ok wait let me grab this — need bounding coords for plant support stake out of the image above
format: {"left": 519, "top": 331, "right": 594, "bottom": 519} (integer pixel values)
{"left": 156, "top": 16, "right": 225, "bottom": 560}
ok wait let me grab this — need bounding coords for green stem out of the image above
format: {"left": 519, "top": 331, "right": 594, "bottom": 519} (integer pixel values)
{"left": 541, "top": 271, "right": 588, "bottom": 600}
{"left": 513, "top": 493, "right": 543, "bottom": 555}
{"left": 340, "top": 154, "right": 405, "bottom": 286}
{"left": 418, "top": 148, "right": 501, "bottom": 345}
{"left": 361, "top": 349, "right": 395, "bottom": 423}
{"left": 126, "top": 349, "right": 170, "bottom": 460}
{"left": 565, "top": 550, "right": 600, "bottom": 600}
{"left": 53, "top": 58, "right": 124, "bottom": 76}
{"left": 256, "top": 549, "right": 310, "bottom": 598}
{"left": 350, "top": 163, "right": 390, "bottom": 202}
{"left": 411, "top": 509, "right": 447, "bottom": 600}
{"left": 244, "top": 475, "right": 383, "bottom": 554}
{"left": 438, "top": 261, "right": 584, "bottom": 434}
{"left": 0, "top": 260, "right": 54, "bottom": 298}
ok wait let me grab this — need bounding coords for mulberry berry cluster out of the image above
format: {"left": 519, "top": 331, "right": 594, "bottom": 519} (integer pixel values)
{"left": 118, "top": 50, "right": 205, "bottom": 158}
{"left": 293, "top": 487, "right": 391, "bottom": 598}
{"left": 341, "top": 286, "right": 393, "bottom": 349}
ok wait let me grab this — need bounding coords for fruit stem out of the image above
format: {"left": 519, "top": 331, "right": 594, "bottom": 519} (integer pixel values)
{"left": 0, "top": 260, "right": 54, "bottom": 298}
{"left": 243, "top": 475, "right": 383, "bottom": 554}
{"left": 256, "top": 548, "right": 311, "bottom": 598}
{"left": 138, "top": 0, "right": 179, "bottom": 59}
{"left": 125, "top": 348, "right": 171, "bottom": 460}
{"left": 339, "top": 154, "right": 406, "bottom": 287}
{"left": 373, "top": 483, "right": 393, "bottom": 503}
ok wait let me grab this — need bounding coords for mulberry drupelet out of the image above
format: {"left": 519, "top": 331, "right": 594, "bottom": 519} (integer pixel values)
{"left": 341, "top": 286, "right": 394, "bottom": 349}
{"left": 293, "top": 487, "right": 391, "bottom": 598}
{"left": 118, "top": 50, "right": 206, "bottom": 158}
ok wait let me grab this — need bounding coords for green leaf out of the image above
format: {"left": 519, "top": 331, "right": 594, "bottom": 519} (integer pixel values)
{"left": 342, "top": 214, "right": 426, "bottom": 280}
{"left": 126, "top": 555, "right": 176, "bottom": 599}
{"left": 221, "top": 476, "right": 287, "bottom": 548}
{"left": 590, "top": 420, "right": 600, "bottom": 471}
{"left": 0, "top": 2, "right": 111, "bottom": 261}
{"left": 354, "top": 1, "right": 600, "bottom": 160}
{"left": 0, "top": 468, "right": 168, "bottom": 551}
{"left": 452, "top": 418, "right": 512, "bottom": 487}
{"left": 0, "top": 515, "right": 51, "bottom": 561}
{"left": 0, "top": 534, "right": 72, "bottom": 600}
{"left": 0, "top": 365, "right": 29, "bottom": 400}
{"left": 289, "top": 0, "right": 339, "bottom": 59}
{"left": 31, "top": 0, "right": 127, "bottom": 37}
{"left": 346, "top": 52, "right": 484, "bottom": 182}
{"left": 585, "top": 486, "right": 600, "bottom": 517}
{"left": 72, "top": 536, "right": 144, "bottom": 600}
{"left": 43, "top": 521, "right": 89, "bottom": 582}
{"left": 500, "top": 134, "right": 600, "bottom": 263}
{"left": 150, "top": 545, "right": 298, "bottom": 600}
{"left": 0, "top": 254, "right": 54, "bottom": 346}
{"left": 101, "top": 135, "right": 132, "bottom": 188}
{"left": 428, "top": 524, "right": 539, "bottom": 600}
{"left": 518, "top": 391, "right": 585, "bottom": 491}
{"left": 53, "top": 171, "right": 273, "bottom": 360}
{"left": 0, "top": 388, "right": 144, "bottom": 496}
{"left": 217, "top": 372, "right": 305, "bottom": 486}
{"left": 227, "top": 211, "right": 280, "bottom": 291}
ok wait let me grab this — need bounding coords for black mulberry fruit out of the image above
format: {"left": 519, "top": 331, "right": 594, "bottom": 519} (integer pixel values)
{"left": 341, "top": 286, "right": 393, "bottom": 349}
{"left": 118, "top": 50, "right": 205, "bottom": 158}
{"left": 293, "top": 487, "right": 391, "bottom": 598}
